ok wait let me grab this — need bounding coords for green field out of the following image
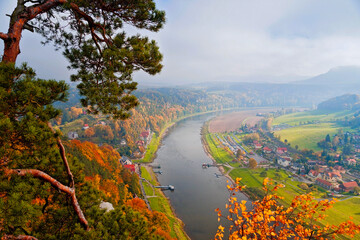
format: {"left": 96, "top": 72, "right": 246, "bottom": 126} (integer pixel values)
{"left": 229, "top": 168, "right": 314, "bottom": 205}
{"left": 205, "top": 134, "right": 234, "bottom": 163}
{"left": 273, "top": 110, "right": 354, "bottom": 126}
{"left": 276, "top": 123, "right": 342, "bottom": 151}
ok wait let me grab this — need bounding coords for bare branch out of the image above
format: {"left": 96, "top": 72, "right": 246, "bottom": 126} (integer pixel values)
{"left": 2, "top": 234, "right": 38, "bottom": 240}
{"left": 5, "top": 168, "right": 89, "bottom": 230}
{"left": 0, "top": 32, "right": 9, "bottom": 40}
{"left": 47, "top": 122, "right": 74, "bottom": 187}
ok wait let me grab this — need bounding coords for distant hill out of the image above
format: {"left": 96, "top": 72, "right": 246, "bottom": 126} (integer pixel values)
{"left": 317, "top": 94, "right": 360, "bottom": 111}
{"left": 296, "top": 66, "right": 360, "bottom": 85}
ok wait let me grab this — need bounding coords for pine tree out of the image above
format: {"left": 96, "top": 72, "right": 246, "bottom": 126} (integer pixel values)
{"left": 0, "top": 1, "right": 166, "bottom": 239}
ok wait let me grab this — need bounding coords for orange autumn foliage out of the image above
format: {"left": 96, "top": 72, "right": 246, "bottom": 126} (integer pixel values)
{"left": 126, "top": 198, "right": 174, "bottom": 240}
{"left": 215, "top": 178, "right": 360, "bottom": 240}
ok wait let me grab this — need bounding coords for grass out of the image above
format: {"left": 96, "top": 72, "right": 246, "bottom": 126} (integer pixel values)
{"left": 205, "top": 134, "right": 234, "bottom": 163}
{"left": 142, "top": 181, "right": 154, "bottom": 196}
{"left": 324, "top": 197, "right": 360, "bottom": 225}
{"left": 140, "top": 166, "right": 188, "bottom": 239}
{"left": 273, "top": 110, "right": 354, "bottom": 126}
{"left": 276, "top": 123, "right": 342, "bottom": 151}
{"left": 228, "top": 168, "right": 325, "bottom": 205}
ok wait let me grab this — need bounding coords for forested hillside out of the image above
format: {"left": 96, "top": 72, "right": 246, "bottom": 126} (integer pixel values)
{"left": 56, "top": 87, "right": 249, "bottom": 157}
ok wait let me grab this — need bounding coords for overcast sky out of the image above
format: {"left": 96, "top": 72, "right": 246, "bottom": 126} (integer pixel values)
{"left": 2, "top": 0, "right": 360, "bottom": 85}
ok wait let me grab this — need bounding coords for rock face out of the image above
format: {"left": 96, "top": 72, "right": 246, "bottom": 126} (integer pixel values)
{"left": 99, "top": 201, "right": 115, "bottom": 212}
{"left": 317, "top": 94, "right": 360, "bottom": 112}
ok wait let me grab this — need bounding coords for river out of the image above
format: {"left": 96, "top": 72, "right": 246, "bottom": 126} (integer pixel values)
{"left": 153, "top": 114, "right": 249, "bottom": 240}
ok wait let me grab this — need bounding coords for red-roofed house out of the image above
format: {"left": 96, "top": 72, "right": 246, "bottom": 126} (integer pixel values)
{"left": 308, "top": 170, "right": 321, "bottom": 179}
{"left": 140, "top": 131, "right": 150, "bottom": 141}
{"left": 340, "top": 181, "right": 359, "bottom": 192}
{"left": 324, "top": 171, "right": 342, "bottom": 182}
{"left": 83, "top": 124, "right": 89, "bottom": 130}
{"left": 345, "top": 159, "right": 357, "bottom": 166}
{"left": 276, "top": 147, "right": 287, "bottom": 154}
{"left": 123, "top": 164, "right": 136, "bottom": 173}
{"left": 254, "top": 143, "right": 262, "bottom": 149}
{"left": 333, "top": 165, "right": 346, "bottom": 174}
{"left": 263, "top": 147, "right": 272, "bottom": 154}
{"left": 316, "top": 178, "right": 333, "bottom": 190}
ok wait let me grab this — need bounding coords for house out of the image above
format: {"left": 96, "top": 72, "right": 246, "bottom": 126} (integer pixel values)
{"left": 278, "top": 157, "right": 291, "bottom": 167}
{"left": 263, "top": 147, "right": 272, "bottom": 154}
{"left": 120, "top": 156, "right": 132, "bottom": 165}
{"left": 276, "top": 147, "right": 287, "bottom": 154}
{"left": 254, "top": 143, "right": 262, "bottom": 149}
{"left": 120, "top": 138, "right": 127, "bottom": 146}
{"left": 123, "top": 164, "right": 136, "bottom": 173}
{"left": 340, "top": 181, "right": 359, "bottom": 192}
{"left": 83, "top": 124, "right": 89, "bottom": 130}
{"left": 333, "top": 165, "right": 346, "bottom": 174}
{"left": 324, "top": 171, "right": 342, "bottom": 182}
{"left": 136, "top": 140, "right": 145, "bottom": 146}
{"left": 67, "top": 131, "right": 79, "bottom": 140}
{"left": 133, "top": 150, "right": 142, "bottom": 158}
{"left": 345, "top": 158, "right": 356, "bottom": 166}
{"left": 308, "top": 170, "right": 321, "bottom": 178}
{"left": 307, "top": 160, "right": 317, "bottom": 166}
{"left": 315, "top": 178, "right": 333, "bottom": 190}
{"left": 140, "top": 131, "right": 150, "bottom": 141}
{"left": 282, "top": 156, "right": 292, "bottom": 161}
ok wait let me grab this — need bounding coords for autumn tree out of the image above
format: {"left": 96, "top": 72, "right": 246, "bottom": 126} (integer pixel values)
{"left": 248, "top": 158, "right": 257, "bottom": 169}
{"left": 215, "top": 178, "right": 360, "bottom": 240}
{"left": 0, "top": 0, "right": 165, "bottom": 239}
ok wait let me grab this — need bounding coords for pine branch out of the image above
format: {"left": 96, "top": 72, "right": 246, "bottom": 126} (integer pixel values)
{"left": 5, "top": 168, "right": 89, "bottom": 230}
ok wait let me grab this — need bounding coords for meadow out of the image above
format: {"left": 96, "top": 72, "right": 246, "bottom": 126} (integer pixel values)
{"left": 276, "top": 123, "right": 342, "bottom": 151}
{"left": 273, "top": 109, "right": 354, "bottom": 126}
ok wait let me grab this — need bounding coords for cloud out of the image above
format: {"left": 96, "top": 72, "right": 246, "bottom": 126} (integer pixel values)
{"left": 2, "top": 0, "right": 360, "bottom": 85}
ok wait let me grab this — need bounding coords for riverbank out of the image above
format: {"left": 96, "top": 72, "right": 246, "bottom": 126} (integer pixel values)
{"left": 134, "top": 108, "right": 244, "bottom": 240}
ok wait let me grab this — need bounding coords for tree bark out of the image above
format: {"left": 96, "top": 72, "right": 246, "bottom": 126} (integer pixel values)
{"left": 1, "top": 0, "right": 65, "bottom": 63}
{"left": 2, "top": 235, "right": 38, "bottom": 240}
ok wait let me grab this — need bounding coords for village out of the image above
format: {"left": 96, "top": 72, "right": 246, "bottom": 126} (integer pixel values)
{"left": 214, "top": 125, "right": 360, "bottom": 197}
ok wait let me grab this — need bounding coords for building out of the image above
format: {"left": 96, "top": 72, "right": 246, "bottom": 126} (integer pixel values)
{"left": 308, "top": 170, "right": 321, "bottom": 179}
{"left": 120, "top": 138, "right": 127, "bottom": 146}
{"left": 140, "top": 129, "right": 151, "bottom": 141}
{"left": 333, "top": 165, "right": 346, "bottom": 174}
{"left": 278, "top": 157, "right": 291, "bottom": 167}
{"left": 83, "top": 124, "right": 89, "bottom": 130}
{"left": 315, "top": 178, "right": 333, "bottom": 190}
{"left": 123, "top": 164, "right": 136, "bottom": 173}
{"left": 67, "top": 131, "right": 79, "bottom": 140}
{"left": 263, "top": 147, "right": 272, "bottom": 154}
{"left": 345, "top": 158, "right": 356, "bottom": 166}
{"left": 254, "top": 143, "right": 262, "bottom": 149}
{"left": 340, "top": 181, "right": 358, "bottom": 192}
{"left": 276, "top": 147, "right": 288, "bottom": 155}
{"left": 120, "top": 156, "right": 132, "bottom": 165}
{"left": 324, "top": 171, "right": 342, "bottom": 182}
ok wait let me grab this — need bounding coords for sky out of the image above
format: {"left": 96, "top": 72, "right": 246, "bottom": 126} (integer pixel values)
{"left": 2, "top": 0, "right": 360, "bottom": 85}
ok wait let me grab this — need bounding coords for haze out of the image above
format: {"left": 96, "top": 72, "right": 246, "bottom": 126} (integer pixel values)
{"left": 2, "top": 0, "right": 360, "bottom": 85}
